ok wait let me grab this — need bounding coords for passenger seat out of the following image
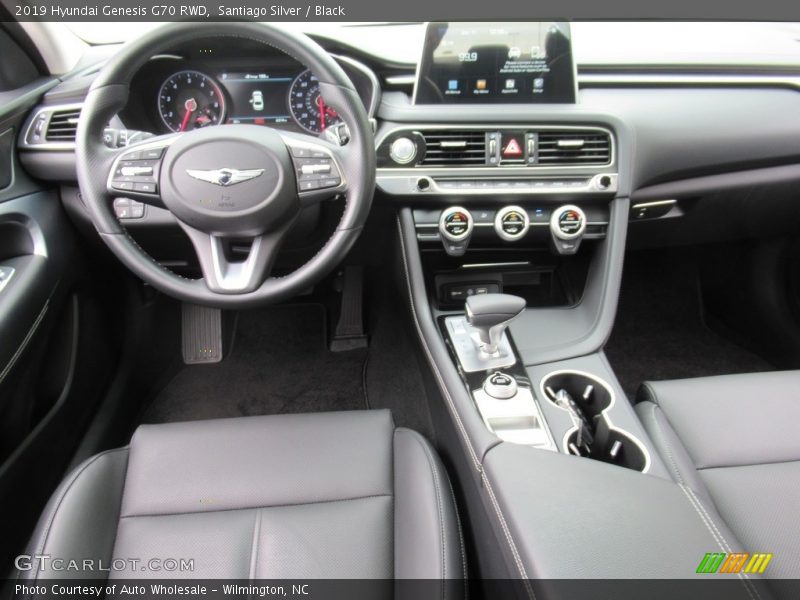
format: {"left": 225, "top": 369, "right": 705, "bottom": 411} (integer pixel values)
{"left": 636, "top": 371, "right": 800, "bottom": 580}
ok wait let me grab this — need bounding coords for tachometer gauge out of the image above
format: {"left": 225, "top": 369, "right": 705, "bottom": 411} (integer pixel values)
{"left": 288, "top": 70, "right": 342, "bottom": 134}
{"left": 158, "top": 70, "right": 226, "bottom": 132}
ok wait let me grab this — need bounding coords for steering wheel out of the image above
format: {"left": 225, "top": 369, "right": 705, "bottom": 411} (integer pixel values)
{"left": 76, "top": 22, "right": 375, "bottom": 308}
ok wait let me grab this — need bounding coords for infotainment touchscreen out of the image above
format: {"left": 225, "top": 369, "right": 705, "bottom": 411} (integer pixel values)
{"left": 413, "top": 22, "right": 576, "bottom": 105}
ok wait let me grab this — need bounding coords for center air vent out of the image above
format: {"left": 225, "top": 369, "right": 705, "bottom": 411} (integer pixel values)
{"left": 537, "top": 130, "right": 611, "bottom": 165}
{"left": 419, "top": 130, "right": 487, "bottom": 167}
{"left": 44, "top": 108, "right": 81, "bottom": 143}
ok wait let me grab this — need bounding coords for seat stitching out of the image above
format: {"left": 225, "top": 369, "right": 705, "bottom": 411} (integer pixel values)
{"left": 648, "top": 406, "right": 739, "bottom": 561}
{"left": 401, "top": 429, "right": 446, "bottom": 595}
{"left": 481, "top": 471, "right": 535, "bottom": 600}
{"left": 682, "top": 485, "right": 762, "bottom": 600}
{"left": 248, "top": 510, "right": 262, "bottom": 580}
{"left": 444, "top": 473, "right": 468, "bottom": 587}
{"left": 647, "top": 403, "right": 685, "bottom": 485}
{"left": 27, "top": 448, "right": 128, "bottom": 583}
{"left": 700, "top": 458, "right": 800, "bottom": 470}
{"left": 649, "top": 404, "right": 757, "bottom": 599}
{"left": 120, "top": 493, "right": 392, "bottom": 519}
{"left": 649, "top": 405, "right": 737, "bottom": 555}
{"left": 678, "top": 484, "right": 760, "bottom": 600}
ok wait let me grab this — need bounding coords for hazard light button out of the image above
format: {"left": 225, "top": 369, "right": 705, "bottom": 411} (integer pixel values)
{"left": 500, "top": 132, "right": 526, "bottom": 163}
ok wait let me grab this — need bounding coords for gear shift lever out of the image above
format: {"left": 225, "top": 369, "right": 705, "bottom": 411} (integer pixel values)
{"left": 465, "top": 293, "right": 527, "bottom": 355}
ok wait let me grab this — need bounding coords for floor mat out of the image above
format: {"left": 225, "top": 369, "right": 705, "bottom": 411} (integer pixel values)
{"left": 605, "top": 249, "right": 774, "bottom": 401}
{"left": 361, "top": 286, "right": 435, "bottom": 439}
{"left": 141, "top": 304, "right": 368, "bottom": 423}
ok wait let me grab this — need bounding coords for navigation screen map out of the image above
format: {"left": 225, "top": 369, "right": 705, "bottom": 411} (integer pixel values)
{"left": 414, "top": 22, "right": 577, "bottom": 104}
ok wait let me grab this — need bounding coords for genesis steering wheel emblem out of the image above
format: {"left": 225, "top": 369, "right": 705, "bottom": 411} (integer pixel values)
{"left": 186, "top": 167, "right": 265, "bottom": 186}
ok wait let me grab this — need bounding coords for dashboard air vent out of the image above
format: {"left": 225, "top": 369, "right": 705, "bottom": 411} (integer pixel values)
{"left": 537, "top": 130, "right": 611, "bottom": 165}
{"left": 420, "top": 130, "right": 486, "bottom": 167}
{"left": 45, "top": 108, "right": 81, "bottom": 143}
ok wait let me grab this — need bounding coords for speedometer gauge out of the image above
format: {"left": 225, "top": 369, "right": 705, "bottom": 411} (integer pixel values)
{"left": 158, "top": 70, "right": 226, "bottom": 133}
{"left": 288, "top": 70, "right": 342, "bottom": 134}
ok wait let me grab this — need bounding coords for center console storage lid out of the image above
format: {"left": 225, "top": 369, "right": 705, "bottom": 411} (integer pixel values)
{"left": 482, "top": 441, "right": 751, "bottom": 580}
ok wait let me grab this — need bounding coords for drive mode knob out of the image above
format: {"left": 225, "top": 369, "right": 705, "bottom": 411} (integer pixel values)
{"left": 389, "top": 137, "right": 417, "bottom": 165}
{"left": 494, "top": 206, "right": 530, "bottom": 241}
{"left": 483, "top": 371, "right": 518, "bottom": 399}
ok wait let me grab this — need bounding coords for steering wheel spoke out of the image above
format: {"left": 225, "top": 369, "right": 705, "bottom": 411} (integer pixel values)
{"left": 280, "top": 131, "right": 348, "bottom": 206}
{"left": 106, "top": 134, "right": 179, "bottom": 208}
{"left": 180, "top": 222, "right": 291, "bottom": 294}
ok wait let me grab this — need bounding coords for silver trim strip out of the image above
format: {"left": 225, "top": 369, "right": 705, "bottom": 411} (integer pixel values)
{"left": 386, "top": 74, "right": 416, "bottom": 86}
{"left": 0, "top": 300, "right": 49, "bottom": 388}
{"left": 386, "top": 71, "right": 800, "bottom": 91}
{"left": 579, "top": 73, "right": 800, "bottom": 90}
{"left": 631, "top": 199, "right": 677, "bottom": 210}
{"left": 461, "top": 261, "right": 531, "bottom": 269}
{"left": 0, "top": 267, "right": 15, "bottom": 294}
{"left": 379, "top": 172, "right": 618, "bottom": 196}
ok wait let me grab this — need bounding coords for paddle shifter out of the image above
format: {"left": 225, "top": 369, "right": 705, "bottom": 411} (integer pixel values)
{"left": 465, "top": 293, "right": 527, "bottom": 356}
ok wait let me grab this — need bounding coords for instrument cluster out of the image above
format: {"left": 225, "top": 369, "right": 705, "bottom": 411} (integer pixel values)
{"left": 121, "top": 44, "right": 377, "bottom": 136}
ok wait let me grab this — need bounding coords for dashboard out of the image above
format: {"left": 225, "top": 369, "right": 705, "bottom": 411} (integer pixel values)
{"left": 119, "top": 38, "right": 379, "bottom": 136}
{"left": 15, "top": 25, "right": 800, "bottom": 254}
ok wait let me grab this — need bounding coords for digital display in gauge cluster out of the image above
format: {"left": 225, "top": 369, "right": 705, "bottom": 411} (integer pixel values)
{"left": 218, "top": 69, "right": 340, "bottom": 134}
{"left": 218, "top": 71, "right": 294, "bottom": 126}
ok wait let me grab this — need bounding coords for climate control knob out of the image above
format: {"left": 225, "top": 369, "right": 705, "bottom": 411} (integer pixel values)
{"left": 389, "top": 137, "right": 417, "bottom": 165}
{"left": 549, "top": 205, "right": 587, "bottom": 255}
{"left": 439, "top": 206, "right": 474, "bottom": 256}
{"left": 494, "top": 206, "right": 530, "bottom": 241}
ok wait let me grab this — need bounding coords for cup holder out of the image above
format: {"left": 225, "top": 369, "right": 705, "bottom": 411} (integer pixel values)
{"left": 541, "top": 371, "right": 648, "bottom": 472}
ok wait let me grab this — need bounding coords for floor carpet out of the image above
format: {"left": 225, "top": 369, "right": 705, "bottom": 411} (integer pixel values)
{"left": 605, "top": 249, "right": 774, "bottom": 401}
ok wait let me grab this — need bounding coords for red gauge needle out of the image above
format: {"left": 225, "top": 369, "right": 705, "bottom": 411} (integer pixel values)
{"left": 179, "top": 97, "right": 198, "bottom": 132}
{"left": 317, "top": 95, "right": 326, "bottom": 131}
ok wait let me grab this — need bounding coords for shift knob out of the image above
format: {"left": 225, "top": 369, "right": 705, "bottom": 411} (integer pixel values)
{"left": 465, "top": 293, "right": 526, "bottom": 354}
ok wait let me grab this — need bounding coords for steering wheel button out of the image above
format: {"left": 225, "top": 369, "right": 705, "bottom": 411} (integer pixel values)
{"left": 141, "top": 148, "right": 164, "bottom": 160}
{"left": 299, "top": 180, "right": 321, "bottom": 191}
{"left": 321, "top": 177, "right": 341, "bottom": 187}
{"left": 111, "top": 181, "right": 134, "bottom": 191}
{"left": 133, "top": 182, "right": 157, "bottom": 194}
{"left": 291, "top": 147, "right": 310, "bottom": 158}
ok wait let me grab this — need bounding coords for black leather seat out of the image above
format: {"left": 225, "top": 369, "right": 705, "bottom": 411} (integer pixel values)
{"left": 21, "top": 410, "right": 464, "bottom": 582}
{"left": 636, "top": 371, "right": 800, "bottom": 581}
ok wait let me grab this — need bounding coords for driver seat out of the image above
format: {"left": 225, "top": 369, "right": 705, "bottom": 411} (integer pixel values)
{"left": 20, "top": 410, "right": 464, "bottom": 582}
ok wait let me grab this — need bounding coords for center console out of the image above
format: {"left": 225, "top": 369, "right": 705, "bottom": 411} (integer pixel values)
{"left": 379, "top": 21, "right": 729, "bottom": 584}
{"left": 382, "top": 113, "right": 666, "bottom": 474}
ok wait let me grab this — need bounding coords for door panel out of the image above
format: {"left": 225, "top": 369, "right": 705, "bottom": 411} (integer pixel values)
{"left": 0, "top": 27, "right": 118, "bottom": 574}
